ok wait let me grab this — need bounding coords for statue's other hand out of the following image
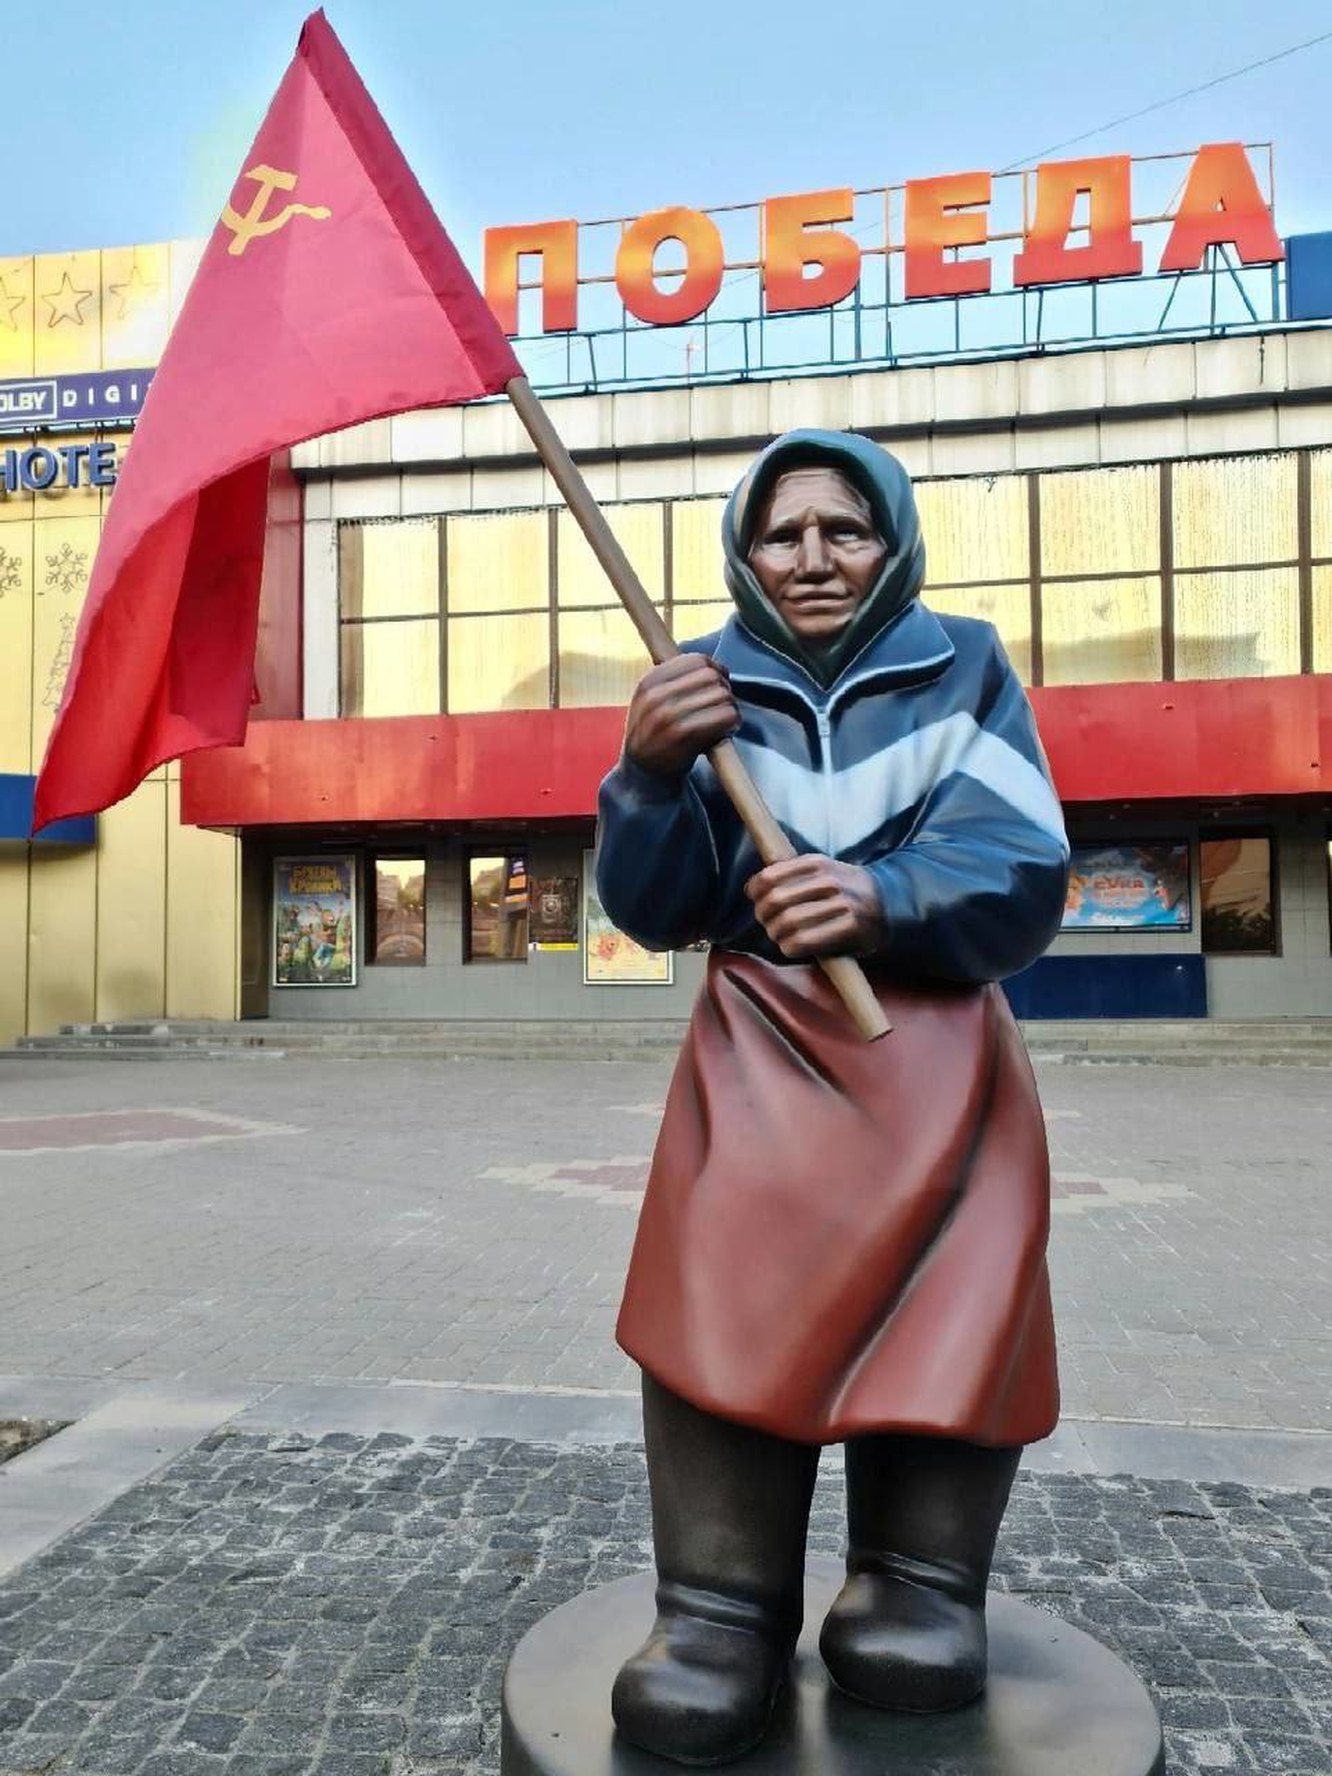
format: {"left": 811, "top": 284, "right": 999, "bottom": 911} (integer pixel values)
{"left": 624, "top": 655, "right": 740, "bottom": 777}
{"left": 745, "top": 855, "right": 884, "bottom": 959}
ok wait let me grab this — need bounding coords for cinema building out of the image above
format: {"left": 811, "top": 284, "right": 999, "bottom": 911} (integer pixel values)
{"left": 2, "top": 142, "right": 1331, "bottom": 1037}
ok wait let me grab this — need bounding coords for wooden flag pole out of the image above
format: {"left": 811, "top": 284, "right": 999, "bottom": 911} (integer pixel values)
{"left": 505, "top": 375, "right": 890, "bottom": 1042}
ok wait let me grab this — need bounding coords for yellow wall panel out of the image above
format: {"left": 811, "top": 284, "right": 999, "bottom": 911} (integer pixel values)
{"left": 1041, "top": 577, "right": 1163, "bottom": 685}
{"left": 0, "top": 256, "right": 35, "bottom": 378}
{"left": 448, "top": 613, "right": 549, "bottom": 711}
{"left": 0, "top": 523, "right": 33, "bottom": 772}
{"left": 0, "top": 854, "right": 30, "bottom": 1047}
{"left": 1173, "top": 567, "right": 1300, "bottom": 679}
{"left": 671, "top": 599, "right": 733, "bottom": 643}
{"left": 342, "top": 519, "right": 439, "bottom": 619}
{"left": 100, "top": 244, "right": 171, "bottom": 370}
{"left": 33, "top": 251, "right": 103, "bottom": 375}
{"left": 670, "top": 500, "right": 728, "bottom": 602}
{"left": 1173, "top": 455, "right": 1297, "bottom": 569}
{"left": 1312, "top": 566, "right": 1332, "bottom": 672}
{"left": 929, "top": 583, "right": 1033, "bottom": 683}
{"left": 559, "top": 609, "right": 650, "bottom": 706}
{"left": 0, "top": 476, "right": 35, "bottom": 525}
{"left": 1310, "top": 449, "right": 1332, "bottom": 562}
{"left": 166, "top": 782, "right": 239, "bottom": 1020}
{"left": 1040, "top": 465, "right": 1159, "bottom": 577}
{"left": 341, "top": 617, "right": 440, "bottom": 716}
{"left": 447, "top": 511, "right": 548, "bottom": 614}
{"left": 917, "top": 475, "right": 1028, "bottom": 585}
{"left": 27, "top": 846, "right": 97, "bottom": 1032}
{"left": 168, "top": 240, "right": 205, "bottom": 328}
{"left": 558, "top": 503, "right": 664, "bottom": 608}
{"left": 95, "top": 782, "right": 168, "bottom": 1021}
{"left": 30, "top": 514, "right": 101, "bottom": 766}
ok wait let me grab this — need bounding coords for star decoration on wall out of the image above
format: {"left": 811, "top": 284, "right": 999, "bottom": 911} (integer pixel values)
{"left": 0, "top": 275, "right": 26, "bottom": 333}
{"left": 42, "top": 271, "right": 95, "bottom": 329}
{"left": 107, "top": 261, "right": 161, "bottom": 322}
{"left": 43, "top": 541, "right": 89, "bottom": 596}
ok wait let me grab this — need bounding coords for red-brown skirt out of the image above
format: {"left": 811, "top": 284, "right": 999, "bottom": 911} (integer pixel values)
{"left": 616, "top": 952, "right": 1059, "bottom": 1448}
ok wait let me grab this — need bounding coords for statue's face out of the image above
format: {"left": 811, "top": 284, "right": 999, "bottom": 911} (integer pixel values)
{"left": 747, "top": 467, "right": 887, "bottom": 644}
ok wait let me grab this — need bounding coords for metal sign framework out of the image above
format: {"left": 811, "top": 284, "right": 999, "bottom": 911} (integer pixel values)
{"left": 506, "top": 146, "right": 1290, "bottom": 395}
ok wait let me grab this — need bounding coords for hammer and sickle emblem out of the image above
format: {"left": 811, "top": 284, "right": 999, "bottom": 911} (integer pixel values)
{"left": 221, "top": 164, "right": 332, "bottom": 257}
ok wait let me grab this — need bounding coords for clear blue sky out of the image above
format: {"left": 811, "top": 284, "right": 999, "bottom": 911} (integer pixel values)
{"left": 6, "top": 1, "right": 1332, "bottom": 268}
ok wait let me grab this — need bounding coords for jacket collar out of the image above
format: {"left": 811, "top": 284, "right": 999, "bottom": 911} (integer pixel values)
{"left": 710, "top": 600, "right": 955, "bottom": 711}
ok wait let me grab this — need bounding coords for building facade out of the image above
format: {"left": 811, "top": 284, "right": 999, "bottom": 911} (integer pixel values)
{"left": 4, "top": 150, "right": 1332, "bottom": 1035}
{"left": 187, "top": 334, "right": 1332, "bottom": 1024}
{"left": 0, "top": 240, "right": 239, "bottom": 1048}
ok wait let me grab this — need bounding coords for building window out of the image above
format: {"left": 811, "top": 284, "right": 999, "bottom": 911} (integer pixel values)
{"left": 339, "top": 520, "right": 441, "bottom": 717}
{"left": 557, "top": 503, "right": 664, "bottom": 707}
{"left": 370, "top": 858, "right": 426, "bottom": 965}
{"left": 919, "top": 475, "right": 1033, "bottom": 683}
{"left": 447, "top": 512, "right": 549, "bottom": 713}
{"left": 467, "top": 853, "right": 528, "bottom": 960}
{"left": 336, "top": 448, "right": 1332, "bottom": 719}
{"left": 1200, "top": 833, "right": 1277, "bottom": 955}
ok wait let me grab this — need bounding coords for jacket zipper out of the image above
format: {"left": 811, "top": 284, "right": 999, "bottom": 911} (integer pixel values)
{"left": 814, "top": 706, "right": 834, "bottom": 854}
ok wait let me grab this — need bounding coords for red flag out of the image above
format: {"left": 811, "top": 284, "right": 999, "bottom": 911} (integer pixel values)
{"left": 33, "top": 10, "right": 520, "bottom": 830}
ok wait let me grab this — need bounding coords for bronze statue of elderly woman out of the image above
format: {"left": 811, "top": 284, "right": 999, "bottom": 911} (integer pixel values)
{"left": 500, "top": 430, "right": 1165, "bottom": 1776}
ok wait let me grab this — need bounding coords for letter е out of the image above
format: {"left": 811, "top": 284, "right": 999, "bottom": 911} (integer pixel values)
{"left": 903, "top": 172, "right": 993, "bottom": 300}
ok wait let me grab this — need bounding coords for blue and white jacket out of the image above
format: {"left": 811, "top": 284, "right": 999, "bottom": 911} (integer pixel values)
{"left": 595, "top": 431, "right": 1070, "bottom": 986}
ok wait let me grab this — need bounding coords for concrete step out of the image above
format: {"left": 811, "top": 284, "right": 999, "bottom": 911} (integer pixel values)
{"left": 5, "top": 1042, "right": 1331, "bottom": 1067}
{"left": 1039, "top": 1050, "right": 1332, "bottom": 1068}
{"left": 74, "top": 1038, "right": 685, "bottom": 1059}
{"left": 0, "top": 1046, "right": 276, "bottom": 1063}
{"left": 1024, "top": 1035, "right": 1332, "bottom": 1054}
{"left": 5, "top": 1015, "right": 1331, "bottom": 1067}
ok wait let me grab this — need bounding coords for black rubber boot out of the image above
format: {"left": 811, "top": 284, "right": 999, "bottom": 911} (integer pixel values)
{"left": 611, "top": 1376, "right": 820, "bottom": 1766}
{"left": 819, "top": 1432, "right": 1021, "bottom": 1713}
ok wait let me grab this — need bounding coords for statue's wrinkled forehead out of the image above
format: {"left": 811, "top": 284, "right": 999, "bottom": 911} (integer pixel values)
{"left": 731, "top": 442, "right": 896, "bottom": 557}
{"left": 747, "top": 465, "right": 877, "bottom": 541}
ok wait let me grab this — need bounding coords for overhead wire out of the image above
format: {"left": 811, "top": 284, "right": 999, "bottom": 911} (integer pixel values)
{"left": 997, "top": 26, "right": 1332, "bottom": 172}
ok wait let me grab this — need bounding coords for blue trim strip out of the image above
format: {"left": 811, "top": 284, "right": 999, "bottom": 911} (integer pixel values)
{"left": 1285, "top": 233, "right": 1332, "bottom": 323}
{"left": 0, "top": 774, "right": 96, "bottom": 844}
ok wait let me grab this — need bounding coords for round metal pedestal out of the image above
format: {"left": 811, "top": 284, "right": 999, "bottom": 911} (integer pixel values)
{"left": 501, "top": 1558, "right": 1165, "bottom": 1775}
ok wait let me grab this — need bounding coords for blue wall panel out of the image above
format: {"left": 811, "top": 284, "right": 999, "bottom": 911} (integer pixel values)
{"left": 1286, "top": 232, "right": 1332, "bottom": 322}
{"left": 0, "top": 774, "right": 96, "bottom": 845}
{"left": 1003, "top": 954, "right": 1207, "bottom": 1020}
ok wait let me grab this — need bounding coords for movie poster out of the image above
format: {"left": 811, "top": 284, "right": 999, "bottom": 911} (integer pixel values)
{"left": 273, "top": 857, "right": 358, "bottom": 985}
{"left": 582, "top": 852, "right": 672, "bottom": 984}
{"left": 1062, "top": 843, "right": 1192, "bottom": 931}
{"left": 530, "top": 875, "right": 580, "bottom": 950}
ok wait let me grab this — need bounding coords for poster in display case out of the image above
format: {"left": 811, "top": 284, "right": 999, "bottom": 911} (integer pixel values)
{"left": 530, "top": 875, "right": 580, "bottom": 950}
{"left": 582, "top": 851, "right": 673, "bottom": 984}
{"left": 1062, "top": 843, "right": 1192, "bottom": 932}
{"left": 273, "top": 856, "right": 358, "bottom": 985}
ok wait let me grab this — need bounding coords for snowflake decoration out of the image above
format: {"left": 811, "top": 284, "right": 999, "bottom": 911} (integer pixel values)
{"left": 42, "top": 613, "right": 76, "bottom": 709}
{"left": 43, "top": 541, "right": 89, "bottom": 597}
{"left": 0, "top": 546, "right": 21, "bottom": 598}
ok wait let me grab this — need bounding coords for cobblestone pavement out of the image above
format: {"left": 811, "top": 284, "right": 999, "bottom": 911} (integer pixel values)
{"left": 0, "top": 1431, "right": 1328, "bottom": 1776}
{"left": 2, "top": 1055, "right": 1329, "bottom": 1431}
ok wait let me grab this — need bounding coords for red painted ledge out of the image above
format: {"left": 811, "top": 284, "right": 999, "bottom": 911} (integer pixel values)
{"left": 180, "top": 676, "right": 1331, "bottom": 828}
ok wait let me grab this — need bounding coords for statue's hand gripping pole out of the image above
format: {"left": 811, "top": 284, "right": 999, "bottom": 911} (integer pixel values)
{"left": 505, "top": 375, "right": 891, "bottom": 1042}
